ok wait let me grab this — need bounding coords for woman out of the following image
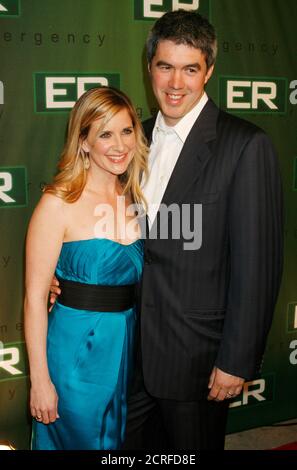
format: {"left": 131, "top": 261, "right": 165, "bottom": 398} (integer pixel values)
{"left": 24, "top": 87, "right": 148, "bottom": 450}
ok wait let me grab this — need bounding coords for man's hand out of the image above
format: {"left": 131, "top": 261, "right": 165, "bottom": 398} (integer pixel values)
{"left": 49, "top": 276, "right": 60, "bottom": 311}
{"left": 207, "top": 366, "right": 244, "bottom": 401}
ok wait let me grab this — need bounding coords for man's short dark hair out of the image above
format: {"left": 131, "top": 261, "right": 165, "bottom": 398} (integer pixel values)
{"left": 146, "top": 9, "right": 217, "bottom": 69}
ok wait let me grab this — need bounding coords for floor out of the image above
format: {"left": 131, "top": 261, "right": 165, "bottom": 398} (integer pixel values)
{"left": 225, "top": 419, "right": 297, "bottom": 450}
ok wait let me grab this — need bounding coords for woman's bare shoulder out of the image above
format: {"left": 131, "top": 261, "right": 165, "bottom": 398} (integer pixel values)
{"left": 32, "top": 192, "right": 70, "bottom": 222}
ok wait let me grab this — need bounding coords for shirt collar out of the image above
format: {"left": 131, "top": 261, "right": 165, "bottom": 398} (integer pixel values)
{"left": 152, "top": 93, "right": 208, "bottom": 144}
{"left": 151, "top": 112, "right": 175, "bottom": 143}
{"left": 174, "top": 93, "right": 208, "bottom": 143}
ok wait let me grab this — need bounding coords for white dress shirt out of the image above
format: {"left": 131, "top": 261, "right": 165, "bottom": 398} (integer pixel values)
{"left": 142, "top": 93, "right": 209, "bottom": 227}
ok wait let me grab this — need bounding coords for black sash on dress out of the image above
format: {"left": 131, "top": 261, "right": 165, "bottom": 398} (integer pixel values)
{"left": 57, "top": 277, "right": 137, "bottom": 312}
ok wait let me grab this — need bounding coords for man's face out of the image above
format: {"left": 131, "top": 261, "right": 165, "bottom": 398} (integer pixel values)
{"left": 149, "top": 40, "right": 214, "bottom": 126}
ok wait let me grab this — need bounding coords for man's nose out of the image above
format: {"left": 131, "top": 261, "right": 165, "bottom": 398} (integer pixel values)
{"left": 168, "top": 70, "right": 184, "bottom": 89}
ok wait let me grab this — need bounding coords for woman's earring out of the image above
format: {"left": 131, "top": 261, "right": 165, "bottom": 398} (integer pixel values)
{"left": 84, "top": 155, "right": 90, "bottom": 170}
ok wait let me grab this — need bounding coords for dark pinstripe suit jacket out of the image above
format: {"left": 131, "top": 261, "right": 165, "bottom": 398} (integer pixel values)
{"left": 139, "top": 98, "right": 283, "bottom": 401}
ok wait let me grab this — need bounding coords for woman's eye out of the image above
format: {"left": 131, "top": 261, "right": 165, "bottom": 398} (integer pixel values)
{"left": 99, "top": 132, "right": 111, "bottom": 138}
{"left": 123, "top": 128, "right": 133, "bottom": 135}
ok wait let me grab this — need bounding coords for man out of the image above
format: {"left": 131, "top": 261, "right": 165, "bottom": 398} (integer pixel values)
{"left": 51, "top": 10, "right": 283, "bottom": 450}
{"left": 123, "top": 10, "right": 283, "bottom": 450}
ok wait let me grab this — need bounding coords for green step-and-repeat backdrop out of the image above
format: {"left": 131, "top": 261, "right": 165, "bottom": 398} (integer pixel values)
{"left": 0, "top": 0, "right": 296, "bottom": 449}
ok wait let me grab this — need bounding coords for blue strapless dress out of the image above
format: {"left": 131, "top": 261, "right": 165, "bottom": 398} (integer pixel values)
{"left": 31, "top": 238, "right": 143, "bottom": 450}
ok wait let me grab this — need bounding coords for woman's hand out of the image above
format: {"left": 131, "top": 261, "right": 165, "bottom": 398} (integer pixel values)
{"left": 30, "top": 379, "right": 60, "bottom": 424}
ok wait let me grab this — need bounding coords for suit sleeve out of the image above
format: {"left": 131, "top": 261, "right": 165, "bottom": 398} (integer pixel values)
{"left": 215, "top": 131, "right": 283, "bottom": 379}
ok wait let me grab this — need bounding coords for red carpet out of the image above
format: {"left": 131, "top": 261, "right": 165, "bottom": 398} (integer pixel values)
{"left": 273, "top": 442, "right": 297, "bottom": 450}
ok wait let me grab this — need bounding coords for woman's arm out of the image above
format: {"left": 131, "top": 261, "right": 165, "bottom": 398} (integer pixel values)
{"left": 24, "top": 193, "right": 67, "bottom": 424}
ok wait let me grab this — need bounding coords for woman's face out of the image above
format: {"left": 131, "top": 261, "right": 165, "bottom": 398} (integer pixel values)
{"left": 82, "top": 108, "right": 136, "bottom": 177}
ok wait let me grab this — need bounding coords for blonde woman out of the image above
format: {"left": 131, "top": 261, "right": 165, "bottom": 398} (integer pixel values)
{"left": 24, "top": 87, "right": 148, "bottom": 450}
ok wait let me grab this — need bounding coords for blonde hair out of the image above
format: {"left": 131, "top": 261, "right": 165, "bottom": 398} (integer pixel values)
{"left": 44, "top": 87, "right": 148, "bottom": 207}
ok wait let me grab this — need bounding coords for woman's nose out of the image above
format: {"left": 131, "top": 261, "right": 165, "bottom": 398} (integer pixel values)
{"left": 112, "top": 135, "right": 125, "bottom": 152}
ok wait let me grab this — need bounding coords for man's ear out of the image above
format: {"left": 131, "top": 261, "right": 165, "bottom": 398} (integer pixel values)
{"left": 205, "top": 64, "right": 215, "bottom": 84}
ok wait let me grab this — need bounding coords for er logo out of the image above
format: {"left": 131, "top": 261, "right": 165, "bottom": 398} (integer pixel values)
{"left": 34, "top": 73, "right": 120, "bottom": 112}
{"left": 0, "top": 80, "right": 3, "bottom": 105}
{"left": 0, "top": 167, "right": 27, "bottom": 208}
{"left": 227, "top": 81, "right": 278, "bottom": 110}
{"left": 134, "top": 0, "right": 209, "bottom": 20}
{"left": 0, "top": 342, "right": 29, "bottom": 381}
{"left": 0, "top": 172, "right": 15, "bottom": 203}
{"left": 0, "top": 346, "right": 22, "bottom": 375}
{"left": 219, "top": 76, "right": 287, "bottom": 114}
{"left": 0, "top": 0, "right": 20, "bottom": 17}
{"left": 229, "top": 375, "right": 274, "bottom": 408}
